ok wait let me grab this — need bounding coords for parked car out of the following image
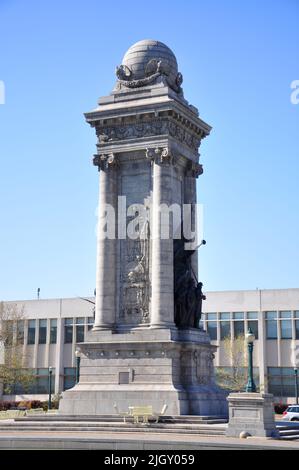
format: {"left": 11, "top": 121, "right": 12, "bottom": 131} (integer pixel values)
{"left": 281, "top": 405, "right": 299, "bottom": 421}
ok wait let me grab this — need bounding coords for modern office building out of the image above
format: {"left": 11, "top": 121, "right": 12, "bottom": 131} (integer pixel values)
{"left": 1, "top": 288, "right": 299, "bottom": 403}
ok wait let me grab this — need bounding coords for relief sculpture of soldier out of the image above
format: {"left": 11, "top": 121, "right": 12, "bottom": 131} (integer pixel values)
{"left": 173, "top": 234, "right": 206, "bottom": 328}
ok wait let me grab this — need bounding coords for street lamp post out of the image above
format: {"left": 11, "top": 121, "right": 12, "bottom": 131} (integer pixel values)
{"left": 294, "top": 368, "right": 298, "bottom": 405}
{"left": 75, "top": 350, "right": 81, "bottom": 384}
{"left": 245, "top": 328, "right": 256, "bottom": 393}
{"left": 48, "top": 366, "right": 53, "bottom": 410}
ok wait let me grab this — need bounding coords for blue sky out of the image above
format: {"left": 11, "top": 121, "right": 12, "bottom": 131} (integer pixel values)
{"left": 0, "top": 0, "right": 298, "bottom": 300}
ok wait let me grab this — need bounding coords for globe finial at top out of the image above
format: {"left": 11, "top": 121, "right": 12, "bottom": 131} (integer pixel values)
{"left": 115, "top": 39, "right": 183, "bottom": 94}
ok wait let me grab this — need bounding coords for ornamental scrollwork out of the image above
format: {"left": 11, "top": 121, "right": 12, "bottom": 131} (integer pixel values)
{"left": 145, "top": 147, "right": 173, "bottom": 165}
{"left": 93, "top": 153, "right": 118, "bottom": 170}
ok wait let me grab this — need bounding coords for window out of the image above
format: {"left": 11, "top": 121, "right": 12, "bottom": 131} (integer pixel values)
{"left": 75, "top": 318, "right": 85, "bottom": 343}
{"left": 207, "top": 313, "right": 217, "bottom": 321}
{"left": 36, "top": 368, "right": 55, "bottom": 394}
{"left": 17, "top": 320, "right": 24, "bottom": 345}
{"left": 268, "top": 367, "right": 295, "bottom": 397}
{"left": 295, "top": 311, "right": 299, "bottom": 319}
{"left": 295, "top": 320, "right": 299, "bottom": 340}
{"left": 38, "top": 319, "right": 47, "bottom": 344}
{"left": 50, "top": 319, "right": 57, "bottom": 344}
{"left": 280, "top": 320, "right": 292, "bottom": 339}
{"left": 233, "top": 321, "right": 244, "bottom": 338}
{"left": 247, "top": 312, "right": 258, "bottom": 320}
{"left": 87, "top": 316, "right": 94, "bottom": 331}
{"left": 64, "top": 318, "right": 73, "bottom": 343}
{"left": 10, "top": 368, "right": 55, "bottom": 394}
{"left": 4, "top": 369, "right": 36, "bottom": 395}
{"left": 248, "top": 320, "right": 259, "bottom": 340}
{"left": 207, "top": 321, "right": 217, "bottom": 340}
{"left": 220, "top": 312, "right": 230, "bottom": 320}
{"left": 63, "top": 368, "right": 76, "bottom": 391}
{"left": 266, "top": 311, "right": 277, "bottom": 339}
{"left": 27, "top": 320, "right": 36, "bottom": 345}
{"left": 279, "top": 311, "right": 291, "bottom": 319}
{"left": 4, "top": 320, "right": 14, "bottom": 346}
{"left": 220, "top": 322, "right": 230, "bottom": 340}
{"left": 233, "top": 312, "right": 244, "bottom": 338}
{"left": 233, "top": 313, "right": 244, "bottom": 338}
{"left": 233, "top": 312, "right": 244, "bottom": 320}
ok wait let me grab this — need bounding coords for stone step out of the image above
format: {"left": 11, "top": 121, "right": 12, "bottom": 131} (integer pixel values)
{"left": 0, "top": 418, "right": 227, "bottom": 435}
{"left": 0, "top": 424, "right": 226, "bottom": 435}
{"left": 14, "top": 414, "right": 228, "bottom": 425}
{"left": 0, "top": 420, "right": 227, "bottom": 430}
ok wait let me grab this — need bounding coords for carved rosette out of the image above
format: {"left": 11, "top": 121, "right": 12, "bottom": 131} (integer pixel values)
{"left": 93, "top": 153, "right": 118, "bottom": 170}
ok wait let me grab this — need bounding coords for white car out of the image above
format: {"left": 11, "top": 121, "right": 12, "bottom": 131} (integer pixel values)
{"left": 282, "top": 405, "right": 299, "bottom": 421}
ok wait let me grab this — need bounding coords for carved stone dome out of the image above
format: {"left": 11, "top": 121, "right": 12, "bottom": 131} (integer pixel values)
{"left": 115, "top": 39, "right": 183, "bottom": 93}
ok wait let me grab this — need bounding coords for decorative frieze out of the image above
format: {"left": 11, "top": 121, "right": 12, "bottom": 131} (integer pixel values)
{"left": 96, "top": 118, "right": 203, "bottom": 152}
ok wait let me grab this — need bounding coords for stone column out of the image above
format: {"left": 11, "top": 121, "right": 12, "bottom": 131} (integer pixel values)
{"left": 93, "top": 154, "right": 118, "bottom": 330}
{"left": 150, "top": 148, "right": 175, "bottom": 328}
{"left": 184, "top": 161, "right": 203, "bottom": 279}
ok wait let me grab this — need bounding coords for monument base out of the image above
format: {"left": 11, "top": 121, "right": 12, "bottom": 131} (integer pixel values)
{"left": 226, "top": 392, "right": 279, "bottom": 438}
{"left": 59, "top": 328, "right": 228, "bottom": 417}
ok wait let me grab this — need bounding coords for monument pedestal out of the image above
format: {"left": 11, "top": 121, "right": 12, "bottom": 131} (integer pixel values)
{"left": 59, "top": 328, "right": 228, "bottom": 416}
{"left": 226, "top": 393, "right": 279, "bottom": 438}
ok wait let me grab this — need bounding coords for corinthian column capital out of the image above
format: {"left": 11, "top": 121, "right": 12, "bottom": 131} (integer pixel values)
{"left": 93, "top": 153, "right": 118, "bottom": 170}
{"left": 185, "top": 160, "right": 203, "bottom": 178}
{"left": 145, "top": 146, "right": 174, "bottom": 165}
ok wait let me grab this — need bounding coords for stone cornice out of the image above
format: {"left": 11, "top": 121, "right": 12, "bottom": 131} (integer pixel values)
{"left": 85, "top": 96, "right": 212, "bottom": 139}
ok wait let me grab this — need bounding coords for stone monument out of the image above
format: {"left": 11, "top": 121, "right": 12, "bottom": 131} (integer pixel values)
{"left": 59, "top": 39, "right": 228, "bottom": 416}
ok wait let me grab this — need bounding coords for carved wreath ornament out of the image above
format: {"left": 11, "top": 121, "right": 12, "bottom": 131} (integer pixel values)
{"left": 115, "top": 58, "right": 183, "bottom": 93}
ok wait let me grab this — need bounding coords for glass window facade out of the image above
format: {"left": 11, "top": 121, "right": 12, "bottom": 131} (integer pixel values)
{"left": 248, "top": 320, "right": 259, "bottom": 340}
{"left": 268, "top": 367, "right": 295, "bottom": 397}
{"left": 295, "top": 320, "right": 299, "bottom": 340}
{"left": 220, "top": 313, "right": 230, "bottom": 320}
{"left": 233, "top": 312, "right": 244, "bottom": 320}
{"left": 50, "top": 319, "right": 57, "bottom": 344}
{"left": 280, "top": 320, "right": 292, "bottom": 339}
{"left": 75, "top": 318, "right": 85, "bottom": 343}
{"left": 266, "top": 312, "right": 277, "bottom": 339}
{"left": 27, "top": 320, "right": 36, "bottom": 345}
{"left": 207, "top": 313, "right": 217, "bottom": 321}
{"left": 64, "top": 318, "right": 73, "bottom": 344}
{"left": 17, "top": 320, "right": 24, "bottom": 345}
{"left": 87, "top": 316, "right": 94, "bottom": 331}
{"left": 247, "top": 312, "right": 258, "bottom": 320}
{"left": 36, "top": 368, "right": 55, "bottom": 393}
{"left": 207, "top": 321, "right": 217, "bottom": 340}
{"left": 220, "top": 321, "right": 230, "bottom": 340}
{"left": 38, "top": 319, "right": 47, "bottom": 344}
{"left": 64, "top": 367, "right": 76, "bottom": 391}
{"left": 233, "top": 321, "right": 244, "bottom": 338}
{"left": 280, "top": 311, "right": 291, "bottom": 319}
{"left": 7, "top": 368, "right": 54, "bottom": 394}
